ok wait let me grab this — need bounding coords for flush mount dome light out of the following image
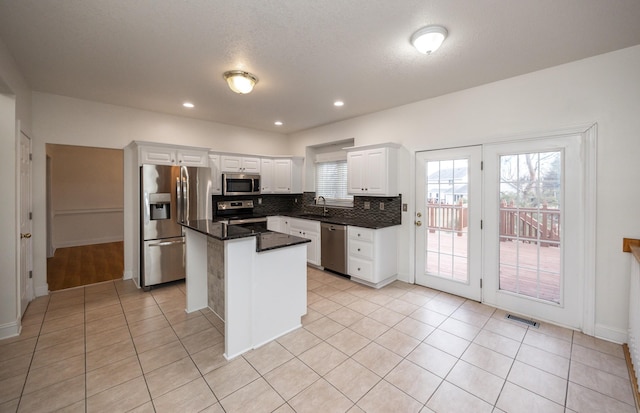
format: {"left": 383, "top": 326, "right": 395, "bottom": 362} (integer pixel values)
{"left": 411, "top": 25, "right": 448, "bottom": 54}
{"left": 223, "top": 70, "right": 258, "bottom": 94}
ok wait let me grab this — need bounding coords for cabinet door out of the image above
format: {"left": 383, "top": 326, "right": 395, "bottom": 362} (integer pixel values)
{"left": 139, "top": 146, "right": 176, "bottom": 165}
{"left": 261, "top": 158, "right": 274, "bottom": 193}
{"left": 209, "top": 154, "right": 222, "bottom": 194}
{"left": 267, "top": 216, "right": 282, "bottom": 232}
{"left": 241, "top": 157, "right": 261, "bottom": 173}
{"left": 220, "top": 155, "right": 242, "bottom": 172}
{"left": 347, "top": 151, "right": 365, "bottom": 194}
{"left": 273, "top": 159, "right": 292, "bottom": 193}
{"left": 363, "top": 149, "right": 387, "bottom": 194}
{"left": 305, "top": 230, "right": 321, "bottom": 266}
{"left": 177, "top": 149, "right": 208, "bottom": 167}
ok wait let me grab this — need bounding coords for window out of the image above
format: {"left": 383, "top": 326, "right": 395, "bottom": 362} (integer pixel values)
{"left": 315, "top": 160, "right": 353, "bottom": 206}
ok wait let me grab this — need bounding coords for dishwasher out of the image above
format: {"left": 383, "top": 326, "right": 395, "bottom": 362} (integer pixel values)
{"left": 321, "top": 223, "right": 348, "bottom": 276}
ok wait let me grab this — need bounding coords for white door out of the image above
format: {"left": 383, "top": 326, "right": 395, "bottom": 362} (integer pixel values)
{"left": 19, "top": 131, "right": 33, "bottom": 315}
{"left": 483, "top": 134, "right": 585, "bottom": 328}
{"left": 415, "top": 146, "right": 482, "bottom": 301}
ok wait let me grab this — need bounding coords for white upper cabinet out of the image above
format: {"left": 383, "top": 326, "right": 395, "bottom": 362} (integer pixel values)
{"left": 261, "top": 158, "right": 274, "bottom": 193}
{"left": 220, "top": 155, "right": 261, "bottom": 173}
{"left": 138, "top": 144, "right": 208, "bottom": 167}
{"left": 177, "top": 149, "right": 209, "bottom": 167}
{"left": 347, "top": 144, "right": 399, "bottom": 196}
{"left": 259, "top": 157, "right": 303, "bottom": 194}
{"left": 209, "top": 153, "right": 222, "bottom": 194}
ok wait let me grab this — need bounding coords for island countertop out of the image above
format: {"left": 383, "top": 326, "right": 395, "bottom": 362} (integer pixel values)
{"left": 180, "top": 220, "right": 310, "bottom": 252}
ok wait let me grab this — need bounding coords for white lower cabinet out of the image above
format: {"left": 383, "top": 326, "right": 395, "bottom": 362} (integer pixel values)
{"left": 288, "top": 218, "right": 321, "bottom": 266}
{"left": 267, "top": 216, "right": 290, "bottom": 234}
{"left": 348, "top": 226, "right": 397, "bottom": 288}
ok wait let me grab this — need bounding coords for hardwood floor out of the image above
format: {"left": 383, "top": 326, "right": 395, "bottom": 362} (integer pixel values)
{"left": 47, "top": 241, "right": 124, "bottom": 291}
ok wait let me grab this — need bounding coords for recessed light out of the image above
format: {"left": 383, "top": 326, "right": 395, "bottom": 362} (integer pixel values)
{"left": 183, "top": 102, "right": 194, "bottom": 108}
{"left": 334, "top": 101, "right": 344, "bottom": 107}
{"left": 274, "top": 121, "right": 283, "bottom": 126}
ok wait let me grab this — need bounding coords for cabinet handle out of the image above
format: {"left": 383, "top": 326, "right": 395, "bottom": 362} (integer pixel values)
{"left": 357, "top": 233, "right": 361, "bottom": 237}
{"left": 357, "top": 267, "right": 361, "bottom": 271}
{"left": 357, "top": 248, "right": 361, "bottom": 251}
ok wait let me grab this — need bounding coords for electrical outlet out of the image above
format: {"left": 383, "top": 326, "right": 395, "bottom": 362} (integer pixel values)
{"left": 364, "top": 201, "right": 370, "bottom": 210}
{"left": 379, "top": 202, "right": 385, "bottom": 211}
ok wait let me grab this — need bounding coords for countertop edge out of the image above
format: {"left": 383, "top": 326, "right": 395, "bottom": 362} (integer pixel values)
{"left": 276, "top": 212, "right": 401, "bottom": 229}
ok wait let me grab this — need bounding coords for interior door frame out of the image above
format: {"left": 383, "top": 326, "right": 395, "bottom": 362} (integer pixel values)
{"left": 18, "top": 125, "right": 34, "bottom": 317}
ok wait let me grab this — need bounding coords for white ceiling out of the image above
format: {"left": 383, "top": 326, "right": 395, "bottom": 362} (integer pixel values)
{"left": 1, "top": 0, "right": 640, "bottom": 134}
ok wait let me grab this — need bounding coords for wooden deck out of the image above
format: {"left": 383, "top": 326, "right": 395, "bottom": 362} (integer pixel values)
{"left": 425, "top": 230, "right": 561, "bottom": 303}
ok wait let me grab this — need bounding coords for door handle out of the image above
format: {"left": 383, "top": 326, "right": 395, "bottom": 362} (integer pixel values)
{"left": 21, "top": 233, "right": 32, "bottom": 239}
{"left": 416, "top": 212, "right": 422, "bottom": 217}
{"left": 415, "top": 221, "right": 422, "bottom": 227}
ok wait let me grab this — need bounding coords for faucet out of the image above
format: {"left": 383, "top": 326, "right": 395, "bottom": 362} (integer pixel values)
{"left": 317, "top": 196, "right": 328, "bottom": 216}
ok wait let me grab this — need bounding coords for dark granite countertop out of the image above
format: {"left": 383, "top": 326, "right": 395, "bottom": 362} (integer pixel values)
{"left": 276, "top": 213, "right": 400, "bottom": 229}
{"left": 257, "top": 231, "right": 310, "bottom": 252}
{"left": 180, "top": 220, "right": 310, "bottom": 252}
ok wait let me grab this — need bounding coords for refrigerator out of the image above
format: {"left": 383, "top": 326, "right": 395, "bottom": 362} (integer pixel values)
{"left": 140, "top": 164, "right": 211, "bottom": 288}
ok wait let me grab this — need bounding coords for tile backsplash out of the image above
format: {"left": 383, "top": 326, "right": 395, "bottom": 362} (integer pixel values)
{"left": 212, "top": 193, "right": 401, "bottom": 225}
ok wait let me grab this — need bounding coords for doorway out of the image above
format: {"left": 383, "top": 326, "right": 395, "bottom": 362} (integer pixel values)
{"left": 46, "top": 144, "right": 124, "bottom": 290}
{"left": 415, "top": 129, "right": 595, "bottom": 330}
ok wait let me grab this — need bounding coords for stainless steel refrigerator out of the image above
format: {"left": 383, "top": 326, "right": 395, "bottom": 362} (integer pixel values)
{"left": 140, "top": 164, "right": 211, "bottom": 288}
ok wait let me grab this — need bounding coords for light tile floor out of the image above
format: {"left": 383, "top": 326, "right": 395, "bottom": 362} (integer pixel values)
{"left": 0, "top": 267, "right": 635, "bottom": 412}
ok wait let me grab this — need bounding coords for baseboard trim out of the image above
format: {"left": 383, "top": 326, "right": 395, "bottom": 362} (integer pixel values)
{"left": 54, "top": 237, "right": 124, "bottom": 249}
{"left": 623, "top": 343, "right": 640, "bottom": 413}
{"left": 35, "top": 284, "right": 49, "bottom": 297}
{"left": 595, "top": 323, "right": 628, "bottom": 344}
{"left": 0, "top": 320, "right": 20, "bottom": 340}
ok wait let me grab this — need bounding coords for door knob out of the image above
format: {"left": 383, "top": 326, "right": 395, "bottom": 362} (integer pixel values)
{"left": 415, "top": 221, "right": 422, "bottom": 227}
{"left": 21, "top": 233, "right": 32, "bottom": 239}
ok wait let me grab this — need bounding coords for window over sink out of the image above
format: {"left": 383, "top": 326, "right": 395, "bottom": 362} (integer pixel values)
{"left": 315, "top": 159, "right": 353, "bottom": 207}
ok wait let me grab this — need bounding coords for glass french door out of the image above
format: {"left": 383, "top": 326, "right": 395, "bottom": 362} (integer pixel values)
{"left": 415, "top": 146, "right": 482, "bottom": 301}
{"left": 483, "top": 135, "right": 584, "bottom": 328}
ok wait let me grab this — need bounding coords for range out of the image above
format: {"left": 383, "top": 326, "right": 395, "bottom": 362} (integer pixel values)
{"left": 214, "top": 200, "right": 269, "bottom": 233}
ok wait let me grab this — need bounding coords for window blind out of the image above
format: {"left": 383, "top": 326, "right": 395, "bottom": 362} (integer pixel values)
{"left": 315, "top": 160, "right": 353, "bottom": 206}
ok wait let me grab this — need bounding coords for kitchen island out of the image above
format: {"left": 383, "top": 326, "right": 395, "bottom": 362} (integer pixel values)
{"left": 180, "top": 220, "right": 310, "bottom": 359}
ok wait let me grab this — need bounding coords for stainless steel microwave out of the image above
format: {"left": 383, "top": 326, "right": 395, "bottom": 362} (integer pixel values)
{"left": 222, "top": 173, "right": 261, "bottom": 195}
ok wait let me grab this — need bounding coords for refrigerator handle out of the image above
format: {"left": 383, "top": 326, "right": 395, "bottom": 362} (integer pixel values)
{"left": 143, "top": 192, "right": 150, "bottom": 225}
{"left": 176, "top": 176, "right": 183, "bottom": 223}
{"left": 182, "top": 166, "right": 190, "bottom": 222}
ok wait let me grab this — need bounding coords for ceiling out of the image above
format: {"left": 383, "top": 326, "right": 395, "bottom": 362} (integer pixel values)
{"left": 1, "top": 1, "right": 640, "bottom": 134}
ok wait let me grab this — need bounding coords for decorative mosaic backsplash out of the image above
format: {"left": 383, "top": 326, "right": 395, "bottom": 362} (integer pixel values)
{"left": 212, "top": 192, "right": 401, "bottom": 225}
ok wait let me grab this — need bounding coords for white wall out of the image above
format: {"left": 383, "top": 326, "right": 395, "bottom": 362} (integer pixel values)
{"left": 289, "top": 45, "right": 640, "bottom": 343}
{"left": 32, "top": 93, "right": 289, "bottom": 294}
{"left": 0, "top": 38, "right": 32, "bottom": 338}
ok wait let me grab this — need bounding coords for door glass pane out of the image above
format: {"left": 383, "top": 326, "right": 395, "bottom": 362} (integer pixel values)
{"left": 425, "top": 158, "right": 469, "bottom": 283}
{"left": 498, "top": 151, "right": 562, "bottom": 303}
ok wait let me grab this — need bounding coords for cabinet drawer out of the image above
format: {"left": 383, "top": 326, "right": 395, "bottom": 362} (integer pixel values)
{"left": 349, "top": 239, "right": 373, "bottom": 260}
{"left": 348, "top": 257, "right": 373, "bottom": 281}
{"left": 348, "top": 226, "right": 374, "bottom": 242}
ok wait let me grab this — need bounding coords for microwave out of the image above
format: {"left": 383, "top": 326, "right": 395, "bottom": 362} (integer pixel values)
{"left": 222, "top": 173, "right": 261, "bottom": 195}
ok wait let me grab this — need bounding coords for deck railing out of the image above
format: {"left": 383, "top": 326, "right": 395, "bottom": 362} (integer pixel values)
{"left": 499, "top": 201, "right": 560, "bottom": 246}
{"left": 426, "top": 200, "right": 560, "bottom": 246}
{"left": 427, "top": 200, "right": 468, "bottom": 236}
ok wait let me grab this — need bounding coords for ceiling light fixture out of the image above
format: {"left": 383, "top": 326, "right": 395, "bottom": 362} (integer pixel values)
{"left": 334, "top": 100, "right": 344, "bottom": 107}
{"left": 274, "top": 121, "right": 283, "bottom": 126}
{"left": 223, "top": 70, "right": 258, "bottom": 94}
{"left": 182, "top": 102, "right": 194, "bottom": 108}
{"left": 411, "top": 25, "right": 448, "bottom": 54}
